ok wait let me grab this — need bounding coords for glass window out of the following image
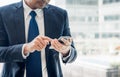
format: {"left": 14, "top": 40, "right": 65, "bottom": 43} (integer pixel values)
{"left": 104, "top": 15, "right": 120, "bottom": 21}
{"left": 66, "top": 0, "right": 98, "bottom": 5}
{"left": 95, "top": 17, "right": 99, "bottom": 22}
{"left": 103, "top": 0, "right": 120, "bottom": 4}
{"left": 66, "top": 0, "right": 73, "bottom": 4}
{"left": 88, "top": 17, "right": 93, "bottom": 22}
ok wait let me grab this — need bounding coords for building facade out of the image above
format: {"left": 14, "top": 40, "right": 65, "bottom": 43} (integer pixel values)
{"left": 99, "top": 0, "right": 120, "bottom": 38}
{"left": 66, "top": 0, "right": 99, "bottom": 39}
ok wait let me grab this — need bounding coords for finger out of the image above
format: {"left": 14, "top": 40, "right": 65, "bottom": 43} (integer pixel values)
{"left": 29, "top": 43, "right": 40, "bottom": 52}
{"left": 53, "top": 39, "right": 66, "bottom": 51}
{"left": 35, "top": 40, "right": 46, "bottom": 49}
{"left": 54, "top": 39, "right": 63, "bottom": 49}
{"left": 51, "top": 43, "right": 60, "bottom": 52}
{"left": 34, "top": 45, "right": 42, "bottom": 51}
{"left": 36, "top": 37, "right": 46, "bottom": 46}
{"left": 63, "top": 39, "right": 70, "bottom": 46}
{"left": 33, "top": 40, "right": 43, "bottom": 51}
{"left": 33, "top": 38, "right": 47, "bottom": 50}
{"left": 51, "top": 40, "right": 66, "bottom": 52}
{"left": 115, "top": 47, "right": 120, "bottom": 50}
{"left": 39, "top": 36, "right": 52, "bottom": 41}
{"left": 61, "top": 38, "right": 72, "bottom": 46}
{"left": 44, "top": 40, "right": 49, "bottom": 45}
{"left": 51, "top": 40, "right": 59, "bottom": 49}
{"left": 55, "top": 39, "right": 61, "bottom": 45}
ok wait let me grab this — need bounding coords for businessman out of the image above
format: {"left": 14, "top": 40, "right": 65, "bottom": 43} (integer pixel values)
{"left": 0, "top": 0, "right": 77, "bottom": 77}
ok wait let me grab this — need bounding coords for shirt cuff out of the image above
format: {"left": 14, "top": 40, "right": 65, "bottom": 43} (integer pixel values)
{"left": 22, "top": 44, "right": 30, "bottom": 59}
{"left": 62, "top": 47, "right": 72, "bottom": 61}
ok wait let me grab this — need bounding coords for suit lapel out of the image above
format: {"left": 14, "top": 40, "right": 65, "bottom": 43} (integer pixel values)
{"left": 43, "top": 6, "right": 49, "bottom": 64}
{"left": 14, "top": 1, "right": 26, "bottom": 43}
{"left": 43, "top": 6, "right": 53, "bottom": 77}
{"left": 43, "top": 7, "right": 51, "bottom": 38}
{"left": 43, "top": 5, "right": 62, "bottom": 39}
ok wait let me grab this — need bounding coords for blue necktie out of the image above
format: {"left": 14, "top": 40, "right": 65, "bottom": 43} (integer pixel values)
{"left": 26, "top": 11, "right": 42, "bottom": 77}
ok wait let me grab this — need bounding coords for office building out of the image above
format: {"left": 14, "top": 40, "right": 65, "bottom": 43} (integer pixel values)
{"left": 66, "top": 0, "right": 99, "bottom": 39}
{"left": 99, "top": 0, "right": 120, "bottom": 38}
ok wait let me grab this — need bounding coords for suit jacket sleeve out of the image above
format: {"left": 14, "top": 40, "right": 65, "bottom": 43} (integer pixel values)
{"left": 62, "top": 10, "right": 77, "bottom": 63}
{"left": 0, "top": 12, "right": 24, "bottom": 63}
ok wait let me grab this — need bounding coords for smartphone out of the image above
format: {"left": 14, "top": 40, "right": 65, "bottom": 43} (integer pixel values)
{"left": 58, "top": 36, "right": 72, "bottom": 45}
{"left": 49, "top": 36, "right": 72, "bottom": 49}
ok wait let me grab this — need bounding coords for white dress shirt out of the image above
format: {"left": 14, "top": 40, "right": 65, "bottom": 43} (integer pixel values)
{"left": 22, "top": 0, "right": 48, "bottom": 77}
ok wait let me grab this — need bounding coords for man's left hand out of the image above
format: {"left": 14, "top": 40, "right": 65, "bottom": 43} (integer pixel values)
{"left": 50, "top": 38, "right": 72, "bottom": 56}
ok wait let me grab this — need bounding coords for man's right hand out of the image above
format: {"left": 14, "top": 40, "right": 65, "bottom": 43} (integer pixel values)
{"left": 23, "top": 36, "right": 52, "bottom": 55}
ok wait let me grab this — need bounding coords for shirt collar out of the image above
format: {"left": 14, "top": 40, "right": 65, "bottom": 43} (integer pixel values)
{"left": 23, "top": 0, "right": 43, "bottom": 19}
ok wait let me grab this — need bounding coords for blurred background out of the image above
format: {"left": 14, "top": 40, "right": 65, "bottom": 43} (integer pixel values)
{"left": 0, "top": 0, "right": 120, "bottom": 77}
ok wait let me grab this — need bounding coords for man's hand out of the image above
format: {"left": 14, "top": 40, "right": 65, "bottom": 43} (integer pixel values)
{"left": 50, "top": 37, "right": 72, "bottom": 57}
{"left": 115, "top": 46, "right": 120, "bottom": 50}
{"left": 24, "top": 36, "right": 52, "bottom": 55}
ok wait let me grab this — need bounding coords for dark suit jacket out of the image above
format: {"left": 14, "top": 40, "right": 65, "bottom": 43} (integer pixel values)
{"left": 0, "top": 1, "right": 77, "bottom": 77}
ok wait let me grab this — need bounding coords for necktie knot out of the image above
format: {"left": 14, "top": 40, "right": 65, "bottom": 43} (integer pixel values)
{"left": 30, "top": 11, "right": 36, "bottom": 18}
